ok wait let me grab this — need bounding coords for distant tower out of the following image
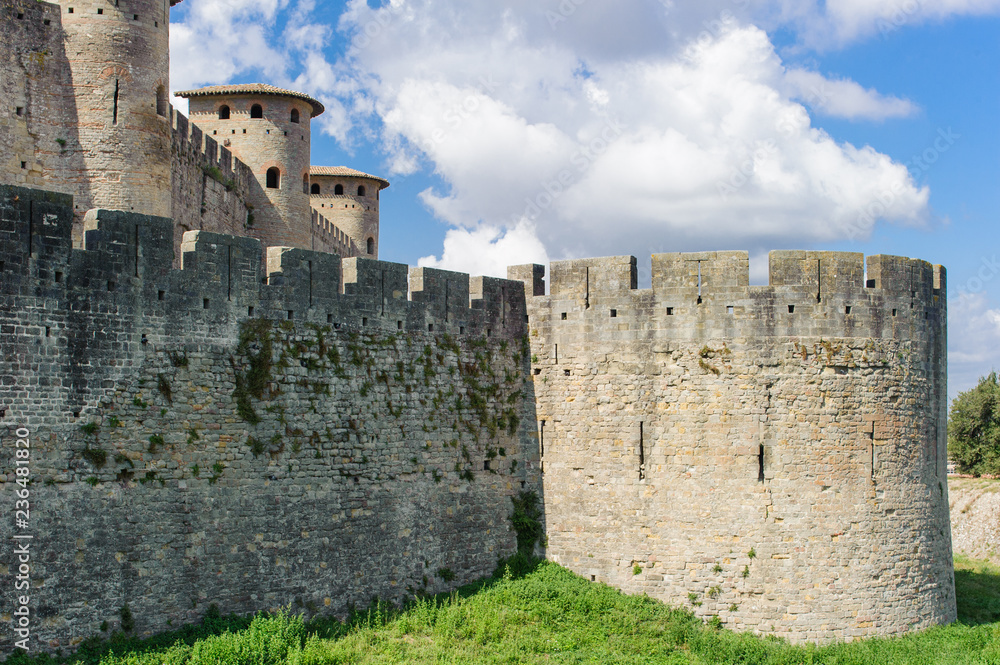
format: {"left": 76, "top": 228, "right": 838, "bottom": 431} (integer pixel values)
{"left": 309, "top": 167, "right": 389, "bottom": 258}
{"left": 56, "top": 0, "right": 177, "bottom": 225}
{"left": 175, "top": 84, "right": 323, "bottom": 250}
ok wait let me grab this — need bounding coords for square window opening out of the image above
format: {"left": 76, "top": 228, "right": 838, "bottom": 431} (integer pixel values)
{"left": 158, "top": 290, "right": 165, "bottom": 301}
{"left": 483, "top": 460, "right": 490, "bottom": 471}
{"left": 68, "top": 7, "right": 73, "bottom": 12}
{"left": 892, "top": 308, "right": 897, "bottom": 317}
{"left": 203, "top": 298, "right": 210, "bottom": 309}
{"left": 561, "top": 312, "right": 567, "bottom": 320}
{"left": 107, "top": 281, "right": 115, "bottom": 292}
{"left": 97, "top": 8, "right": 103, "bottom": 14}
{"left": 20, "top": 162, "right": 26, "bottom": 169}
{"left": 428, "top": 323, "right": 434, "bottom": 332}
{"left": 564, "top": 369, "right": 570, "bottom": 376}
{"left": 397, "top": 321, "right": 403, "bottom": 330}
{"left": 459, "top": 326, "right": 465, "bottom": 334}
{"left": 287, "top": 310, "right": 294, "bottom": 320}
{"left": 726, "top": 305, "right": 734, "bottom": 314}
{"left": 787, "top": 305, "right": 795, "bottom": 313}
{"left": 55, "top": 271, "right": 63, "bottom": 283}
{"left": 362, "top": 317, "right": 368, "bottom": 326}
{"left": 533, "top": 368, "right": 541, "bottom": 375}
{"left": 845, "top": 306, "right": 852, "bottom": 315}
{"left": 16, "top": 107, "right": 23, "bottom": 116}
{"left": 666, "top": 307, "right": 674, "bottom": 315}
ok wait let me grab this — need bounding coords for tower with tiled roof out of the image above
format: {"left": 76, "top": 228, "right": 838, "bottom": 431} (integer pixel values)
{"left": 176, "top": 84, "right": 325, "bottom": 250}
{"left": 309, "top": 166, "right": 389, "bottom": 258}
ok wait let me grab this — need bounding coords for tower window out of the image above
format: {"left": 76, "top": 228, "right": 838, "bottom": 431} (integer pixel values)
{"left": 310, "top": 183, "right": 320, "bottom": 194}
{"left": 156, "top": 85, "right": 167, "bottom": 117}
{"left": 358, "top": 185, "right": 366, "bottom": 196}
{"left": 367, "top": 237, "right": 374, "bottom": 255}
{"left": 335, "top": 184, "right": 344, "bottom": 195}
{"left": 266, "top": 167, "right": 280, "bottom": 189}
{"left": 250, "top": 104, "right": 263, "bottom": 119}
{"left": 290, "top": 108, "right": 300, "bottom": 124}
{"left": 302, "top": 174, "right": 309, "bottom": 194}
{"left": 218, "top": 105, "right": 230, "bottom": 120}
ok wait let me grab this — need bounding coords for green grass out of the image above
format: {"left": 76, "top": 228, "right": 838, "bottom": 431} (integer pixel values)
{"left": 8, "top": 556, "right": 1000, "bottom": 665}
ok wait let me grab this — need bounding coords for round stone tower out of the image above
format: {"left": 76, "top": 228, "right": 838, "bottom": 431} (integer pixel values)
{"left": 309, "top": 167, "right": 389, "bottom": 258}
{"left": 175, "top": 84, "right": 324, "bottom": 250}
{"left": 56, "top": 0, "right": 179, "bottom": 223}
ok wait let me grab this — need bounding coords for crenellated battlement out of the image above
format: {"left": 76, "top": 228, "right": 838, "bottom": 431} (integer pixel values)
{"left": 1, "top": 185, "right": 525, "bottom": 339}
{"left": 511, "top": 251, "right": 945, "bottom": 342}
{"left": 171, "top": 107, "right": 256, "bottom": 194}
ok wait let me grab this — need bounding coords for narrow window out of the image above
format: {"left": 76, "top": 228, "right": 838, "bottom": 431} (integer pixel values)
{"left": 97, "top": 7, "right": 103, "bottom": 14}
{"left": 892, "top": 308, "right": 897, "bottom": 317}
{"left": 107, "top": 280, "right": 115, "bottom": 292}
{"left": 397, "top": 321, "right": 403, "bottom": 330}
{"left": 290, "top": 108, "right": 300, "bottom": 124}
{"left": 428, "top": 323, "right": 434, "bottom": 332}
{"left": 610, "top": 309, "right": 617, "bottom": 318}
{"left": 845, "top": 305, "right": 852, "bottom": 315}
{"left": 302, "top": 174, "right": 309, "bottom": 194}
{"left": 112, "top": 79, "right": 119, "bottom": 125}
{"left": 540, "top": 420, "right": 545, "bottom": 457}
{"left": 358, "top": 185, "right": 366, "bottom": 196}
{"left": 158, "top": 290, "right": 165, "bottom": 301}
{"left": 666, "top": 307, "right": 674, "bottom": 315}
{"left": 561, "top": 312, "right": 567, "bottom": 320}
{"left": 758, "top": 444, "right": 765, "bottom": 482}
{"left": 266, "top": 167, "right": 280, "bottom": 189}
{"left": 15, "top": 107, "right": 23, "bottom": 116}
{"left": 366, "top": 237, "right": 374, "bottom": 255}
{"left": 787, "top": 305, "right": 794, "bottom": 314}
{"left": 218, "top": 105, "right": 230, "bottom": 120}
{"left": 156, "top": 85, "right": 167, "bottom": 117}
{"left": 563, "top": 369, "right": 570, "bottom": 376}
{"left": 727, "top": 305, "right": 734, "bottom": 314}
{"left": 310, "top": 183, "right": 320, "bottom": 194}
{"left": 484, "top": 460, "right": 490, "bottom": 471}
{"left": 287, "top": 310, "right": 294, "bottom": 320}
{"left": 638, "top": 422, "right": 645, "bottom": 480}
{"left": 334, "top": 184, "right": 344, "bottom": 195}
{"left": 250, "top": 104, "right": 263, "bottom": 119}
{"left": 362, "top": 317, "right": 368, "bottom": 327}
{"left": 55, "top": 271, "right": 63, "bottom": 283}
{"left": 203, "top": 298, "right": 210, "bottom": 309}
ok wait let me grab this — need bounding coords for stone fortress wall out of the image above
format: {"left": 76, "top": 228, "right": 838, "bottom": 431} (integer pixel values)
{"left": 0, "top": 184, "right": 540, "bottom": 651}
{"left": 508, "top": 252, "right": 953, "bottom": 642}
{"left": 0, "top": 0, "right": 956, "bottom": 650}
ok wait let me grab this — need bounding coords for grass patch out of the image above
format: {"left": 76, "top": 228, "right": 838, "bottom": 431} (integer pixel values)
{"left": 11, "top": 555, "right": 1000, "bottom": 665}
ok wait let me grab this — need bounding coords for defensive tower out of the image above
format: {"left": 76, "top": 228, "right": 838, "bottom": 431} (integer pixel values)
{"left": 176, "top": 84, "right": 323, "bottom": 250}
{"left": 56, "top": 0, "right": 179, "bottom": 228}
{"left": 309, "top": 166, "right": 389, "bottom": 258}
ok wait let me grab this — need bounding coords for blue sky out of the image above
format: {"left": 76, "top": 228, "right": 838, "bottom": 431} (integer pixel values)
{"left": 168, "top": 0, "right": 999, "bottom": 397}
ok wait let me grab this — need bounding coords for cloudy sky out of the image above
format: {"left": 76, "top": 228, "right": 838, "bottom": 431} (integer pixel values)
{"left": 168, "top": 0, "right": 999, "bottom": 398}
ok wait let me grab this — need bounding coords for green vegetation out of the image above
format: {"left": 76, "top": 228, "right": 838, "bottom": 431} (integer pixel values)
{"left": 81, "top": 447, "right": 107, "bottom": 468}
{"left": 7, "top": 555, "right": 1000, "bottom": 665}
{"left": 949, "top": 371, "right": 1000, "bottom": 476}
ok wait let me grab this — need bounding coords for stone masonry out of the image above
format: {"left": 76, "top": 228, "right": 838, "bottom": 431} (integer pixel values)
{"left": 509, "top": 253, "right": 953, "bottom": 642}
{"left": 0, "top": 185, "right": 540, "bottom": 651}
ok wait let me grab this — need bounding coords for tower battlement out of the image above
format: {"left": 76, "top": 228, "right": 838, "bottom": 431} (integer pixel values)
{"left": 512, "top": 252, "right": 944, "bottom": 342}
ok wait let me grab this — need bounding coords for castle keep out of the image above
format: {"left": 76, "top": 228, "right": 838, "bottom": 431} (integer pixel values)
{"left": 1, "top": 0, "right": 385, "bottom": 262}
{"left": 0, "top": 0, "right": 954, "bottom": 652}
